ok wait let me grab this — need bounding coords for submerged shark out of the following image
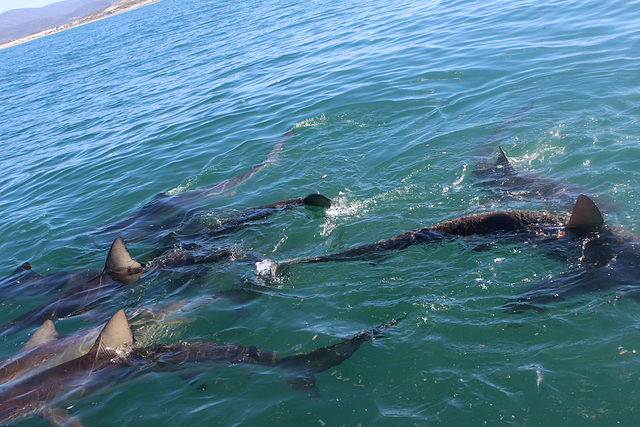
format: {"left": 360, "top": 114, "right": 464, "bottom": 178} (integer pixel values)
{"left": 0, "top": 295, "right": 235, "bottom": 388}
{"left": 473, "top": 144, "right": 587, "bottom": 209}
{"left": 262, "top": 192, "right": 640, "bottom": 309}
{"left": 170, "top": 193, "right": 332, "bottom": 245}
{"left": 472, "top": 103, "right": 594, "bottom": 209}
{"left": 506, "top": 205, "right": 640, "bottom": 311}
{"left": 96, "top": 129, "right": 296, "bottom": 242}
{"left": 256, "top": 195, "right": 640, "bottom": 309}
{"left": 0, "top": 262, "right": 101, "bottom": 299}
{"left": 0, "top": 309, "right": 397, "bottom": 425}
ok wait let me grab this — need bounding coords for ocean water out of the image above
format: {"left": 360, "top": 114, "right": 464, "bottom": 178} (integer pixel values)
{"left": 1, "top": 0, "right": 639, "bottom": 425}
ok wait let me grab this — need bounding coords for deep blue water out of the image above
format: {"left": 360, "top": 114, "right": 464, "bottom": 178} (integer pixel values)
{"left": 1, "top": 0, "right": 640, "bottom": 424}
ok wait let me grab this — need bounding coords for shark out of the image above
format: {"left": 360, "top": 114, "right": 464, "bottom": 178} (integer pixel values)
{"left": 0, "top": 236, "right": 236, "bottom": 337}
{"left": 168, "top": 193, "right": 332, "bottom": 246}
{"left": 471, "top": 103, "right": 597, "bottom": 210}
{"left": 0, "top": 309, "right": 397, "bottom": 425}
{"left": 95, "top": 129, "right": 296, "bottom": 242}
{"left": 0, "top": 295, "right": 230, "bottom": 388}
{"left": 473, "top": 144, "right": 587, "bottom": 209}
{"left": 0, "top": 262, "right": 101, "bottom": 299}
{"left": 258, "top": 194, "right": 604, "bottom": 277}
{"left": 505, "top": 203, "right": 640, "bottom": 311}
{"left": 261, "top": 193, "right": 640, "bottom": 309}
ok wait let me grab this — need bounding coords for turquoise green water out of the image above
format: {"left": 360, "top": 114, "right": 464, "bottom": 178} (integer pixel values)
{"left": 1, "top": 0, "right": 640, "bottom": 424}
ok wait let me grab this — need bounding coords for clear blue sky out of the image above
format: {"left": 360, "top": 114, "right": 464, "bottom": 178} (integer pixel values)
{"left": 0, "top": 0, "right": 60, "bottom": 14}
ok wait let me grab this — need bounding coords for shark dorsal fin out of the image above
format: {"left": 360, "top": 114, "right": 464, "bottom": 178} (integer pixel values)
{"left": 567, "top": 195, "right": 604, "bottom": 230}
{"left": 496, "top": 146, "right": 510, "bottom": 166}
{"left": 88, "top": 309, "right": 133, "bottom": 359}
{"left": 23, "top": 320, "right": 61, "bottom": 351}
{"left": 104, "top": 237, "right": 142, "bottom": 275}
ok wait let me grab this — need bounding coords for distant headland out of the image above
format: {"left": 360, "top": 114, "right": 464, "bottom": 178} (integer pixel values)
{"left": 0, "top": 0, "right": 161, "bottom": 50}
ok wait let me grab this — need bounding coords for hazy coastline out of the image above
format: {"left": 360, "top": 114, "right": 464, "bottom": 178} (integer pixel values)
{"left": 0, "top": 0, "right": 161, "bottom": 50}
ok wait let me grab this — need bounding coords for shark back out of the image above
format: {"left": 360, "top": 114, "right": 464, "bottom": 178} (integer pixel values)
{"left": 23, "top": 320, "right": 61, "bottom": 351}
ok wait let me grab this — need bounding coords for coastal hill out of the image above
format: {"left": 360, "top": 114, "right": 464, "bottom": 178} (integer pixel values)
{"left": 0, "top": 0, "right": 158, "bottom": 47}
{"left": 0, "top": 0, "right": 119, "bottom": 44}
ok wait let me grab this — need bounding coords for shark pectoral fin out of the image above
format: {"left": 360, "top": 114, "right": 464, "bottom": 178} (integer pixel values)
{"left": 40, "top": 407, "right": 85, "bottom": 427}
{"left": 88, "top": 309, "right": 134, "bottom": 358}
{"left": 303, "top": 194, "right": 332, "bottom": 208}
{"left": 104, "top": 237, "right": 143, "bottom": 283}
{"left": 23, "top": 319, "right": 62, "bottom": 350}
{"left": 566, "top": 195, "right": 604, "bottom": 231}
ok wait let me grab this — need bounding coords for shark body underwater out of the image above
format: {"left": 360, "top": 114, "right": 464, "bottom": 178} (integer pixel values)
{"left": 0, "top": 309, "right": 397, "bottom": 425}
{"left": 94, "top": 129, "right": 299, "bottom": 243}
{"left": 258, "top": 194, "right": 603, "bottom": 273}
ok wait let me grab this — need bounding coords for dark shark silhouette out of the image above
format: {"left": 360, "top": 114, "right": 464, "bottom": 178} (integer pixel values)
{"left": 0, "top": 262, "right": 101, "bottom": 299}
{"left": 263, "top": 194, "right": 640, "bottom": 310}
{"left": 472, "top": 103, "right": 593, "bottom": 209}
{"left": 171, "top": 193, "right": 332, "bottom": 245}
{"left": 473, "top": 101, "right": 534, "bottom": 165}
{"left": 258, "top": 195, "right": 603, "bottom": 278}
{"left": 474, "top": 144, "right": 586, "bottom": 209}
{"left": 0, "top": 309, "right": 397, "bottom": 425}
{"left": 95, "top": 129, "right": 295, "bottom": 242}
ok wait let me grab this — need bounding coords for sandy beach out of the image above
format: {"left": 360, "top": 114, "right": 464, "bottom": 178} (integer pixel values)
{"left": 0, "top": 0, "right": 162, "bottom": 50}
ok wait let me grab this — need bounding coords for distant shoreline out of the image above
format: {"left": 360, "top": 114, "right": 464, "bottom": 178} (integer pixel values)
{"left": 0, "top": 0, "right": 162, "bottom": 50}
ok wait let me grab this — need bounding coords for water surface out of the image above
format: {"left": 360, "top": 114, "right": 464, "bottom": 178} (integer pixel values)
{"left": 1, "top": 0, "right": 640, "bottom": 425}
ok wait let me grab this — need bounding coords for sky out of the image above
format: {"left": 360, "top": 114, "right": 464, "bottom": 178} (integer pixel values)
{"left": 0, "top": 0, "right": 60, "bottom": 14}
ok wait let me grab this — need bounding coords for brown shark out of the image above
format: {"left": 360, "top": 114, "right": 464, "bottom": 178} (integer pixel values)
{"left": 175, "top": 193, "right": 332, "bottom": 243}
{"left": 258, "top": 195, "right": 603, "bottom": 277}
{"left": 473, "top": 144, "right": 587, "bottom": 208}
{"left": 0, "top": 310, "right": 397, "bottom": 425}
{"left": 471, "top": 102, "right": 574, "bottom": 205}
{"left": 505, "top": 197, "right": 640, "bottom": 310}
{"left": 0, "top": 296, "right": 221, "bottom": 387}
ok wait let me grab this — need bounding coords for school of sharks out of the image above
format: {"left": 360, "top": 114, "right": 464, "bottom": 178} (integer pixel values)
{"left": 0, "top": 103, "right": 635, "bottom": 425}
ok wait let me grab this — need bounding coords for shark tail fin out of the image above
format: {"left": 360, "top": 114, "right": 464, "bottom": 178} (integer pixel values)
{"left": 23, "top": 320, "right": 62, "bottom": 351}
{"left": 87, "top": 309, "right": 134, "bottom": 360}
{"left": 567, "top": 195, "right": 604, "bottom": 230}
{"left": 276, "top": 319, "right": 399, "bottom": 396}
{"left": 303, "top": 194, "right": 332, "bottom": 208}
